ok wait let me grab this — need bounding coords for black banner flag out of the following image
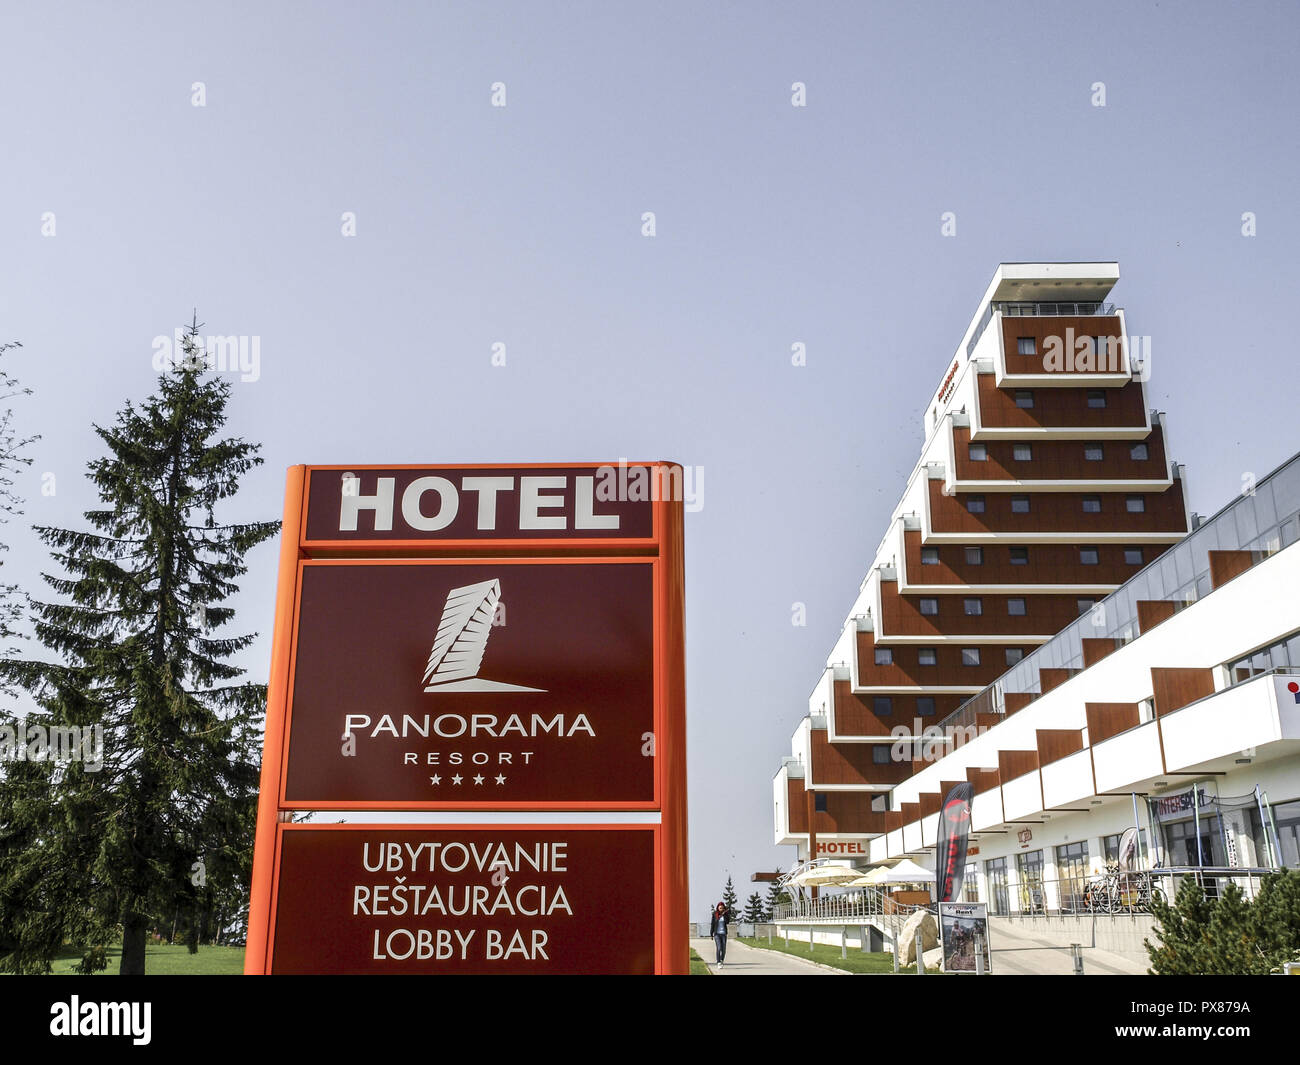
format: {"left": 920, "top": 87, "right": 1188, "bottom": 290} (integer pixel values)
{"left": 937, "top": 782, "right": 974, "bottom": 903}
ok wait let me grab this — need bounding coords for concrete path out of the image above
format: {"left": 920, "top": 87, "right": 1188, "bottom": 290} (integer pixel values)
{"left": 987, "top": 920, "right": 1148, "bottom": 975}
{"left": 689, "top": 937, "right": 843, "bottom": 975}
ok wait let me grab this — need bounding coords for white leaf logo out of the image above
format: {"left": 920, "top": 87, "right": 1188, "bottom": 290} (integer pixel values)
{"left": 423, "top": 579, "right": 544, "bottom": 693}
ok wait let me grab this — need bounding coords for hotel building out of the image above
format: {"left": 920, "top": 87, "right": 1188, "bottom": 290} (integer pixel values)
{"left": 772, "top": 263, "right": 1300, "bottom": 923}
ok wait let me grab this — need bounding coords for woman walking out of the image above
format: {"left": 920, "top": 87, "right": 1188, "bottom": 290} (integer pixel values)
{"left": 709, "top": 901, "right": 730, "bottom": 966}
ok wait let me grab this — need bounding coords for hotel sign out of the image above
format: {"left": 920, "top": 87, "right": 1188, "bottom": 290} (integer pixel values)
{"left": 246, "top": 463, "right": 688, "bottom": 975}
{"left": 282, "top": 559, "right": 657, "bottom": 806}
{"left": 269, "top": 825, "right": 656, "bottom": 975}
{"left": 303, "top": 464, "right": 666, "bottom": 547}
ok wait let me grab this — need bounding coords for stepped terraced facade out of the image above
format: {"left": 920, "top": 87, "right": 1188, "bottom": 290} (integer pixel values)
{"left": 774, "top": 262, "right": 1195, "bottom": 862}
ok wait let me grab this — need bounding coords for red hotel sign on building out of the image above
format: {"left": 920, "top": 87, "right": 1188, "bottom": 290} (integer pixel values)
{"left": 245, "top": 463, "right": 688, "bottom": 974}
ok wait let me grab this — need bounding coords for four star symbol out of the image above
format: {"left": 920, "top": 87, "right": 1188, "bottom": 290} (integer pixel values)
{"left": 429, "top": 772, "right": 510, "bottom": 786}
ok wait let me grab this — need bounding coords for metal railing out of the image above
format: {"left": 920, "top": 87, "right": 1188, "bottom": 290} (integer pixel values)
{"left": 986, "top": 867, "right": 1276, "bottom": 918}
{"left": 994, "top": 300, "right": 1115, "bottom": 317}
{"left": 771, "top": 887, "right": 929, "bottom": 923}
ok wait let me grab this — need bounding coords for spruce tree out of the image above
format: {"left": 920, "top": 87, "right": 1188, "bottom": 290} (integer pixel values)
{"left": 0, "top": 322, "right": 277, "bottom": 974}
{"left": 764, "top": 869, "right": 789, "bottom": 919}
{"left": 721, "top": 875, "right": 739, "bottom": 920}
{"left": 0, "top": 341, "right": 37, "bottom": 664}
{"left": 743, "top": 891, "right": 765, "bottom": 923}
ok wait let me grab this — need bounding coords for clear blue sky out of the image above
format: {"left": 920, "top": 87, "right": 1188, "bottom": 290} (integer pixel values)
{"left": 2, "top": 1, "right": 1298, "bottom": 925}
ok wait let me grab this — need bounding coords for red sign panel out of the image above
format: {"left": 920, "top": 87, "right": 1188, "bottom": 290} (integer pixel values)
{"left": 303, "top": 464, "right": 666, "bottom": 547}
{"left": 282, "top": 559, "right": 656, "bottom": 807}
{"left": 269, "top": 825, "right": 656, "bottom": 975}
{"left": 245, "top": 464, "right": 688, "bottom": 975}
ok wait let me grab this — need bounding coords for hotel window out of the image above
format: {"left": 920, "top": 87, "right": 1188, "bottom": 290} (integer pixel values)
{"left": 1082, "top": 495, "right": 1101, "bottom": 513}
{"left": 917, "top": 696, "right": 936, "bottom": 717}
{"left": 871, "top": 794, "right": 890, "bottom": 813}
{"left": 965, "top": 546, "right": 984, "bottom": 565}
{"left": 967, "top": 495, "right": 986, "bottom": 514}
{"left": 969, "top": 443, "right": 987, "bottom": 461}
{"left": 921, "top": 546, "right": 940, "bottom": 565}
{"left": 1009, "top": 546, "right": 1029, "bottom": 565}
{"left": 962, "top": 647, "right": 981, "bottom": 666}
{"left": 1007, "top": 598, "right": 1026, "bottom": 616}
{"left": 1126, "top": 495, "right": 1146, "bottom": 513}
{"left": 1080, "top": 546, "right": 1099, "bottom": 565}
{"left": 1005, "top": 647, "right": 1024, "bottom": 665}
{"left": 815, "top": 792, "right": 828, "bottom": 813}
{"left": 920, "top": 598, "right": 939, "bottom": 616}
{"left": 1125, "top": 547, "right": 1144, "bottom": 565}
{"left": 1056, "top": 842, "right": 1090, "bottom": 913}
{"left": 985, "top": 857, "right": 1009, "bottom": 914}
{"left": 1011, "top": 495, "right": 1030, "bottom": 514}
{"left": 1087, "top": 389, "right": 1107, "bottom": 409}
{"left": 872, "top": 745, "right": 893, "bottom": 765}
{"left": 1013, "top": 443, "right": 1033, "bottom": 461}
{"left": 874, "top": 696, "right": 893, "bottom": 716}
{"left": 1084, "top": 444, "right": 1104, "bottom": 461}
{"left": 875, "top": 647, "right": 893, "bottom": 666}
{"left": 1131, "top": 442, "right": 1149, "bottom": 461}
{"left": 1015, "top": 390, "right": 1035, "bottom": 409}
{"left": 918, "top": 647, "right": 937, "bottom": 666}
{"left": 1077, "top": 597, "right": 1096, "bottom": 615}
{"left": 1103, "top": 830, "right": 1148, "bottom": 865}
{"left": 1017, "top": 337, "right": 1036, "bottom": 355}
{"left": 964, "top": 598, "right": 983, "bottom": 616}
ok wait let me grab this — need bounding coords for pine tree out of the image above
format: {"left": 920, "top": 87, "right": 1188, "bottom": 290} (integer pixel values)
{"left": 765, "top": 868, "right": 789, "bottom": 920}
{"left": 0, "top": 341, "right": 37, "bottom": 665}
{"left": 743, "top": 891, "right": 765, "bottom": 923}
{"left": 0, "top": 321, "right": 277, "bottom": 974}
{"left": 1144, "top": 875, "right": 1215, "bottom": 974}
{"left": 721, "top": 875, "right": 739, "bottom": 920}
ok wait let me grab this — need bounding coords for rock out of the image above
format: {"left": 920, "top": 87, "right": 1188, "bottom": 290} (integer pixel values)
{"left": 898, "top": 909, "right": 939, "bottom": 965}
{"left": 921, "top": 946, "right": 946, "bottom": 971}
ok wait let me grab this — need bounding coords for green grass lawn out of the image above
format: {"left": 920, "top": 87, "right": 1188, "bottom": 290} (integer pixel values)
{"left": 688, "top": 947, "right": 711, "bottom": 975}
{"left": 737, "top": 935, "right": 943, "bottom": 974}
{"left": 44, "top": 943, "right": 245, "bottom": 975}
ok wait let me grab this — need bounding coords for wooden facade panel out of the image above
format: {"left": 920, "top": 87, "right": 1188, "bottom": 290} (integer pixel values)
{"left": 810, "top": 727, "right": 914, "bottom": 786}
{"left": 786, "top": 778, "right": 887, "bottom": 835}
{"left": 903, "top": 528, "right": 1161, "bottom": 587}
{"left": 1036, "top": 728, "right": 1084, "bottom": 765}
{"left": 998, "top": 749, "right": 1040, "bottom": 778}
{"left": 1085, "top": 702, "right": 1140, "bottom": 745}
{"left": 999, "top": 316, "right": 1128, "bottom": 377}
{"left": 1208, "top": 549, "right": 1255, "bottom": 590}
{"left": 880, "top": 578, "right": 1092, "bottom": 638}
{"left": 952, "top": 423, "right": 1167, "bottom": 484}
{"left": 1151, "top": 667, "right": 1216, "bottom": 718}
{"left": 1004, "top": 692, "right": 1036, "bottom": 715}
{"left": 1082, "top": 637, "right": 1120, "bottom": 667}
{"left": 967, "top": 767, "right": 1001, "bottom": 795}
{"left": 1136, "top": 599, "right": 1177, "bottom": 633}
{"left": 977, "top": 373, "right": 1149, "bottom": 429}
{"left": 855, "top": 629, "right": 1023, "bottom": 689}
{"left": 832, "top": 678, "right": 963, "bottom": 737}
{"left": 1039, "top": 667, "right": 1077, "bottom": 694}
{"left": 929, "top": 479, "right": 1189, "bottom": 535}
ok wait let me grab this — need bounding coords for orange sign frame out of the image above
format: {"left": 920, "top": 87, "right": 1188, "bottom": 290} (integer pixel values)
{"left": 244, "top": 463, "right": 688, "bottom": 974}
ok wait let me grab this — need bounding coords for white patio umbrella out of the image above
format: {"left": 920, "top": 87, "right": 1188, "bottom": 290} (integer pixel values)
{"left": 788, "top": 864, "right": 862, "bottom": 887}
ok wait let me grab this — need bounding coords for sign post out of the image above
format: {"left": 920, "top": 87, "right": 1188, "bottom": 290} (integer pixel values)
{"left": 245, "top": 463, "right": 688, "bottom": 974}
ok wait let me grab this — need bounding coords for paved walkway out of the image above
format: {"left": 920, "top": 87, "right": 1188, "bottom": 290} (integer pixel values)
{"left": 987, "top": 920, "right": 1148, "bottom": 975}
{"left": 690, "top": 937, "right": 843, "bottom": 976}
